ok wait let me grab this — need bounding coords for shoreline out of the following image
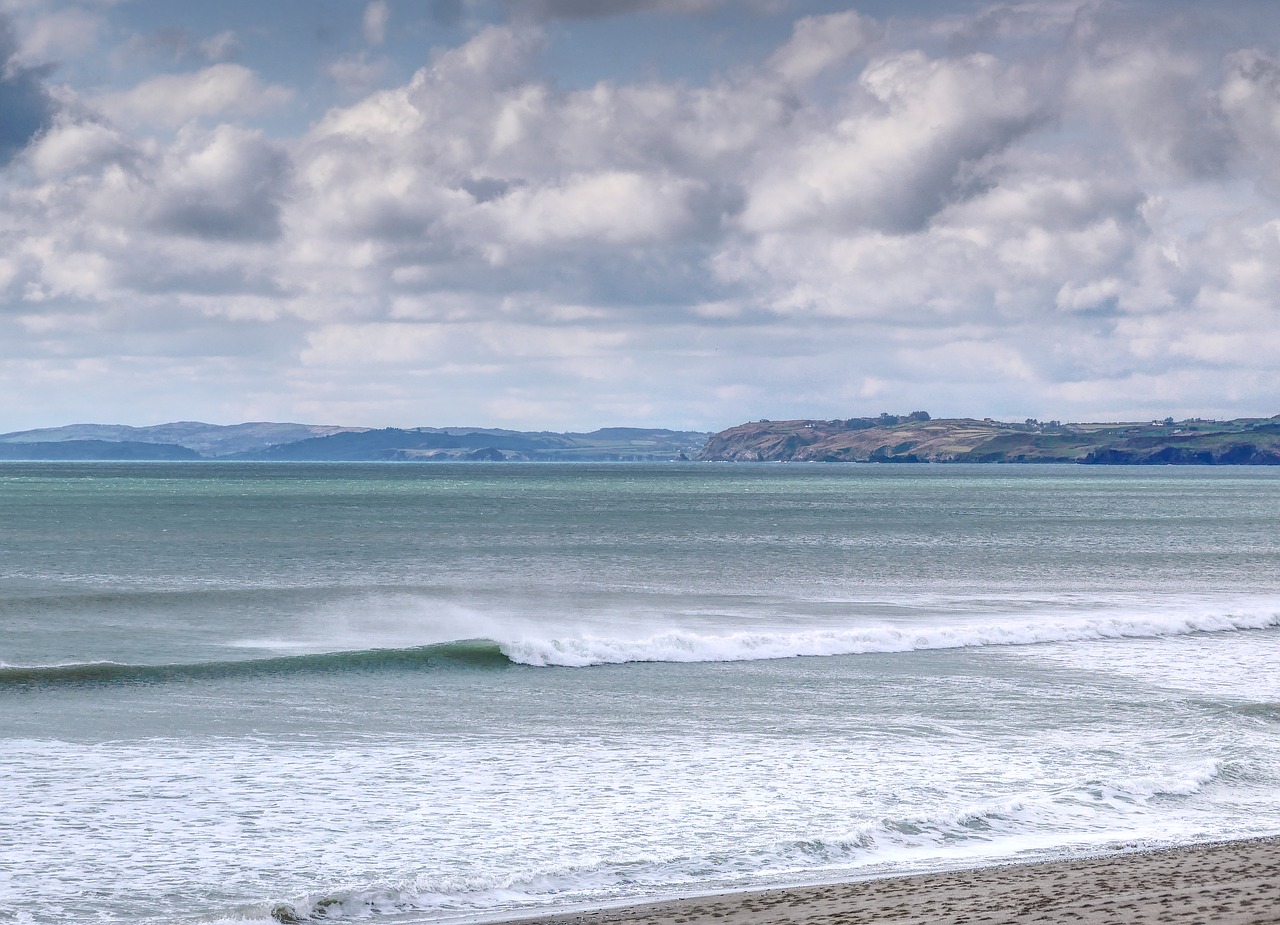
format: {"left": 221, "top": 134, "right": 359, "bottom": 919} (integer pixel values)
{"left": 489, "top": 836, "right": 1280, "bottom": 925}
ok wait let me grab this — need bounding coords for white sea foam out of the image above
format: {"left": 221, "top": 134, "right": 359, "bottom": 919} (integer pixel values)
{"left": 499, "top": 608, "right": 1280, "bottom": 667}
{"left": 227, "top": 761, "right": 1229, "bottom": 924}
{"left": 6, "top": 707, "right": 1268, "bottom": 925}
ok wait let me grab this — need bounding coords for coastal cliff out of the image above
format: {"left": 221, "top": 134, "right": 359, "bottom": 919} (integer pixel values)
{"left": 698, "top": 415, "right": 1280, "bottom": 464}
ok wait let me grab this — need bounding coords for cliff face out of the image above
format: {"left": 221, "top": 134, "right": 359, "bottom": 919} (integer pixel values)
{"left": 1084, "top": 441, "right": 1280, "bottom": 465}
{"left": 697, "top": 417, "right": 1280, "bottom": 464}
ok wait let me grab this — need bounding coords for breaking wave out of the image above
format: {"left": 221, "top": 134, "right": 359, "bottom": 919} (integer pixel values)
{"left": 501, "top": 608, "right": 1280, "bottom": 667}
{"left": 6, "top": 607, "right": 1277, "bottom": 686}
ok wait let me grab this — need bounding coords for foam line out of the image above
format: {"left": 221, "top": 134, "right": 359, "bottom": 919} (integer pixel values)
{"left": 500, "top": 610, "right": 1280, "bottom": 667}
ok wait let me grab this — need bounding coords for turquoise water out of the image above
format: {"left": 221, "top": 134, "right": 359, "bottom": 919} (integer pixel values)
{"left": 3, "top": 462, "right": 1280, "bottom": 923}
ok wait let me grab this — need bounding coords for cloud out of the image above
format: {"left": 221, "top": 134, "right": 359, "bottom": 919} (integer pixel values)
{"left": 27, "top": 121, "right": 291, "bottom": 244}
{"left": 363, "top": 1, "right": 390, "bottom": 46}
{"left": 113, "top": 27, "right": 242, "bottom": 66}
{"left": 0, "top": 14, "right": 56, "bottom": 166}
{"left": 6, "top": 5, "right": 100, "bottom": 66}
{"left": 742, "top": 51, "right": 1047, "bottom": 234}
{"left": 328, "top": 52, "right": 392, "bottom": 96}
{"left": 5, "top": 1, "right": 1280, "bottom": 431}
{"left": 146, "top": 125, "right": 291, "bottom": 241}
{"left": 475, "top": 171, "right": 704, "bottom": 249}
{"left": 6, "top": 117, "right": 291, "bottom": 337}
{"left": 1218, "top": 49, "right": 1280, "bottom": 194}
{"left": 27, "top": 116, "right": 133, "bottom": 177}
{"left": 199, "top": 30, "right": 241, "bottom": 62}
{"left": 767, "top": 10, "right": 880, "bottom": 84}
{"left": 98, "top": 63, "right": 293, "bottom": 128}
{"left": 1070, "top": 43, "right": 1229, "bottom": 181}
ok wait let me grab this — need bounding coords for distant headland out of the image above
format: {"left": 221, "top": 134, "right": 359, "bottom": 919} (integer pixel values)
{"left": 697, "top": 413, "right": 1280, "bottom": 464}
{"left": 2, "top": 414, "right": 1280, "bottom": 464}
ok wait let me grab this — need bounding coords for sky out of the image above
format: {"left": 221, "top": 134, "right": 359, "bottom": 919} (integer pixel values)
{"left": 2, "top": 0, "right": 1279, "bottom": 431}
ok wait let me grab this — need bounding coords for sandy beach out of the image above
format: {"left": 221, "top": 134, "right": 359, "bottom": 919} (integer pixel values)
{"left": 504, "top": 838, "right": 1280, "bottom": 925}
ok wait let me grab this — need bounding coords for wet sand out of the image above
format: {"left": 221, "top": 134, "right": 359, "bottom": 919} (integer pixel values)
{"left": 503, "top": 837, "right": 1280, "bottom": 925}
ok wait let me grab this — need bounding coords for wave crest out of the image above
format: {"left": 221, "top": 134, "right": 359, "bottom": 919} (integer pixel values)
{"left": 6, "top": 607, "right": 1276, "bottom": 685}
{"left": 500, "top": 609, "right": 1280, "bottom": 667}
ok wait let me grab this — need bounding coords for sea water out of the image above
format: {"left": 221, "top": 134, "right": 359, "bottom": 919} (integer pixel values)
{"left": 2, "top": 462, "right": 1279, "bottom": 924}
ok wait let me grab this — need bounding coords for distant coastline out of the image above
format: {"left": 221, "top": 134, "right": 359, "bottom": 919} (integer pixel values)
{"left": 3, "top": 414, "right": 1280, "bottom": 464}
{"left": 0, "top": 422, "right": 708, "bottom": 462}
{"left": 697, "top": 413, "right": 1280, "bottom": 465}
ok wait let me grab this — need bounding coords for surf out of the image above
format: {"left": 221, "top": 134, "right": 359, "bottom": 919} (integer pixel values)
{"left": 252, "top": 761, "right": 1228, "bottom": 925}
{"left": 500, "top": 608, "right": 1280, "bottom": 667}
{"left": 7, "top": 606, "right": 1279, "bottom": 687}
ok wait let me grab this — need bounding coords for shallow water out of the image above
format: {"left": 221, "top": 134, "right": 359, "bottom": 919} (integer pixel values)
{"left": 3, "top": 462, "right": 1279, "bottom": 923}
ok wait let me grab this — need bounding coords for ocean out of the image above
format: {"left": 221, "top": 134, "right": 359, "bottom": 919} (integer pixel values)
{"left": 3, "top": 461, "right": 1279, "bottom": 924}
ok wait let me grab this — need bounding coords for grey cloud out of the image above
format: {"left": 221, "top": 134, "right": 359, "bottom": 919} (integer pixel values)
{"left": 459, "top": 176, "right": 518, "bottom": 203}
{"left": 715, "top": 158, "right": 1156, "bottom": 334}
{"left": 298, "top": 31, "right": 707, "bottom": 249}
{"left": 28, "top": 116, "right": 135, "bottom": 178}
{"left": 1219, "top": 49, "right": 1280, "bottom": 194}
{"left": 1063, "top": 2, "right": 1274, "bottom": 184}
{"left": 8, "top": 2, "right": 1280, "bottom": 431}
{"left": 0, "top": 17, "right": 56, "bottom": 167}
{"left": 294, "top": 23, "right": 801, "bottom": 262}
{"left": 742, "top": 52, "right": 1052, "bottom": 235}
{"left": 289, "top": 18, "right": 1082, "bottom": 331}
{"left": 148, "top": 127, "right": 292, "bottom": 242}
{"left": 115, "top": 258, "right": 289, "bottom": 299}
{"left": 1071, "top": 46, "right": 1232, "bottom": 181}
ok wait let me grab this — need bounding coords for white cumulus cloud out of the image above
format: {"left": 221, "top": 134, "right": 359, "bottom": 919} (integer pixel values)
{"left": 4, "top": 1, "right": 1280, "bottom": 430}
{"left": 98, "top": 63, "right": 294, "bottom": 128}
